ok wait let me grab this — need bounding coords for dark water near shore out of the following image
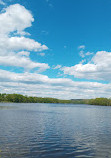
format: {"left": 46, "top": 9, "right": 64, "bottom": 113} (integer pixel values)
{"left": 0, "top": 103, "right": 111, "bottom": 158}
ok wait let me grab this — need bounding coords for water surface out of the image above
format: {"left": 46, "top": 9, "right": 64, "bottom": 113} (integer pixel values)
{"left": 0, "top": 103, "right": 111, "bottom": 158}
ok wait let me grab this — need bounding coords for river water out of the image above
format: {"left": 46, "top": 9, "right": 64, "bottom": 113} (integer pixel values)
{"left": 0, "top": 103, "right": 111, "bottom": 158}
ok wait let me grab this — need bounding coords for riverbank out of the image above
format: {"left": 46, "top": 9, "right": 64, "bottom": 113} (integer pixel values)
{"left": 0, "top": 93, "right": 111, "bottom": 106}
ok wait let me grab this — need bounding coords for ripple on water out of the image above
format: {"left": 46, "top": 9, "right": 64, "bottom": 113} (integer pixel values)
{"left": 0, "top": 103, "right": 111, "bottom": 158}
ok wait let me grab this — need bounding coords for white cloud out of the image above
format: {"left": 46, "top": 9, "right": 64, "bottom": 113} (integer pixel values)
{"left": 79, "top": 50, "right": 85, "bottom": 58}
{"left": 0, "top": 36, "right": 48, "bottom": 52}
{"left": 0, "top": 4, "right": 34, "bottom": 35}
{"left": 61, "top": 51, "right": 111, "bottom": 81}
{"left": 86, "top": 51, "right": 93, "bottom": 56}
{"left": 0, "top": 69, "right": 111, "bottom": 99}
{"left": 78, "top": 45, "right": 85, "bottom": 58}
{"left": 0, "top": 53, "right": 49, "bottom": 71}
{"left": 0, "top": 4, "right": 49, "bottom": 72}
{"left": 18, "top": 51, "right": 30, "bottom": 57}
{"left": 53, "top": 65, "right": 62, "bottom": 69}
{"left": 78, "top": 45, "right": 85, "bottom": 49}
{"left": 78, "top": 46, "right": 93, "bottom": 58}
{"left": 79, "top": 59, "right": 86, "bottom": 64}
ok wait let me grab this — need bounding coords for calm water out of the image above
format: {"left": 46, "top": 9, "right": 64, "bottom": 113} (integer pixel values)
{"left": 0, "top": 103, "right": 111, "bottom": 158}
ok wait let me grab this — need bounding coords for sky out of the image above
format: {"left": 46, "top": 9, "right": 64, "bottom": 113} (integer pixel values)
{"left": 0, "top": 0, "right": 111, "bottom": 99}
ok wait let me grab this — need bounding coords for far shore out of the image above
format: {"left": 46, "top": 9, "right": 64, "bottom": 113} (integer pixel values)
{"left": 0, "top": 93, "right": 111, "bottom": 106}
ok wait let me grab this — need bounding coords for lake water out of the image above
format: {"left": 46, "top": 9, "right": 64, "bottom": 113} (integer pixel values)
{"left": 0, "top": 103, "right": 111, "bottom": 158}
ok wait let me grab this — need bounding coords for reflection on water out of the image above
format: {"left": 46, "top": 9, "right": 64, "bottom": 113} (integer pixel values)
{"left": 0, "top": 103, "right": 111, "bottom": 158}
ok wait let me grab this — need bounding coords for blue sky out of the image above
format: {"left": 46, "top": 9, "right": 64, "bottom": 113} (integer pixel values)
{"left": 0, "top": 0, "right": 111, "bottom": 99}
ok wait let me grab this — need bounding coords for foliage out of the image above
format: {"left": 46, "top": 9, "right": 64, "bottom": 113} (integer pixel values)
{"left": 0, "top": 93, "right": 111, "bottom": 106}
{"left": 88, "top": 98, "right": 111, "bottom": 106}
{"left": 0, "top": 93, "right": 70, "bottom": 104}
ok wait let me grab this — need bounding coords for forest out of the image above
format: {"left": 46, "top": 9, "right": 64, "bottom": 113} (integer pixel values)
{"left": 0, "top": 93, "right": 111, "bottom": 106}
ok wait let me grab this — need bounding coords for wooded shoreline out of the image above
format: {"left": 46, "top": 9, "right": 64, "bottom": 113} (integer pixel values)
{"left": 0, "top": 93, "right": 111, "bottom": 106}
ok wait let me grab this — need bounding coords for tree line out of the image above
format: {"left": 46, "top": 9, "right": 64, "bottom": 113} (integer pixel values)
{"left": 0, "top": 93, "right": 73, "bottom": 104}
{"left": 0, "top": 93, "right": 111, "bottom": 106}
{"left": 88, "top": 98, "right": 111, "bottom": 106}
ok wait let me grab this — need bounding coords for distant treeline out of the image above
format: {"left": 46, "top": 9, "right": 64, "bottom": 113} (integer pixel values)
{"left": 0, "top": 93, "right": 84, "bottom": 104}
{"left": 88, "top": 98, "right": 111, "bottom": 106}
{"left": 0, "top": 93, "right": 111, "bottom": 106}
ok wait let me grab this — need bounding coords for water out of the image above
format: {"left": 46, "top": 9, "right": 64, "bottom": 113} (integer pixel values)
{"left": 0, "top": 103, "right": 111, "bottom": 158}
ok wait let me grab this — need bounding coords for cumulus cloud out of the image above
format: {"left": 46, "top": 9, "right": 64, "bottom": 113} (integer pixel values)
{"left": 0, "top": 69, "right": 111, "bottom": 99}
{"left": 0, "top": 36, "right": 48, "bottom": 52}
{"left": 0, "top": 4, "right": 34, "bottom": 35}
{"left": 0, "top": 53, "right": 49, "bottom": 71}
{"left": 0, "top": 4, "right": 49, "bottom": 71}
{"left": 61, "top": 51, "right": 111, "bottom": 81}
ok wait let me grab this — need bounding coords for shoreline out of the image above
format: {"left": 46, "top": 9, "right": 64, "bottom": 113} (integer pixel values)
{"left": 0, "top": 93, "right": 111, "bottom": 106}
